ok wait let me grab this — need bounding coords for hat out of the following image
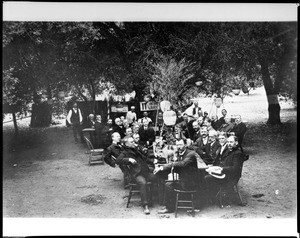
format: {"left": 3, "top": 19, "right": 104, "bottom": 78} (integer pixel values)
{"left": 205, "top": 166, "right": 226, "bottom": 179}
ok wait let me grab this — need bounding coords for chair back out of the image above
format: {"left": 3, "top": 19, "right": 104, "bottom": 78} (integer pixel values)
{"left": 84, "top": 136, "right": 94, "bottom": 150}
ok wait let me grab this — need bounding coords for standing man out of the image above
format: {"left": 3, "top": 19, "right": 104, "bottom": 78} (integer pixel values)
{"left": 192, "top": 101, "right": 203, "bottom": 118}
{"left": 126, "top": 106, "right": 137, "bottom": 126}
{"left": 66, "top": 102, "right": 84, "bottom": 143}
{"left": 138, "top": 111, "right": 153, "bottom": 126}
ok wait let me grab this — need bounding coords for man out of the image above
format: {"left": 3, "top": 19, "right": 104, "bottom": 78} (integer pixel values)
{"left": 123, "top": 127, "right": 133, "bottom": 141}
{"left": 213, "top": 132, "right": 228, "bottom": 166}
{"left": 66, "top": 102, "right": 84, "bottom": 143}
{"left": 191, "top": 126, "right": 211, "bottom": 164}
{"left": 192, "top": 101, "right": 203, "bottom": 118}
{"left": 206, "top": 130, "right": 221, "bottom": 165}
{"left": 218, "top": 117, "right": 235, "bottom": 134}
{"left": 203, "top": 118, "right": 217, "bottom": 134}
{"left": 175, "top": 110, "right": 184, "bottom": 124}
{"left": 217, "top": 109, "right": 228, "bottom": 128}
{"left": 106, "top": 118, "right": 114, "bottom": 139}
{"left": 86, "top": 114, "right": 95, "bottom": 128}
{"left": 94, "top": 115, "right": 104, "bottom": 148}
{"left": 197, "top": 116, "right": 204, "bottom": 127}
{"left": 103, "top": 132, "right": 123, "bottom": 168}
{"left": 126, "top": 106, "right": 137, "bottom": 126}
{"left": 86, "top": 114, "right": 95, "bottom": 146}
{"left": 191, "top": 121, "right": 201, "bottom": 142}
{"left": 116, "top": 137, "right": 157, "bottom": 215}
{"left": 205, "top": 135, "right": 244, "bottom": 199}
{"left": 178, "top": 113, "right": 192, "bottom": 139}
{"left": 113, "top": 117, "right": 125, "bottom": 138}
{"left": 138, "top": 120, "right": 156, "bottom": 147}
{"left": 230, "top": 115, "right": 247, "bottom": 152}
{"left": 138, "top": 111, "right": 153, "bottom": 126}
{"left": 154, "top": 138, "right": 199, "bottom": 214}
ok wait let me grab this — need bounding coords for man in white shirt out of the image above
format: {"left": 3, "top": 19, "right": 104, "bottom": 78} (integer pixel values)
{"left": 66, "top": 102, "right": 84, "bottom": 143}
{"left": 126, "top": 106, "right": 137, "bottom": 126}
{"left": 138, "top": 111, "right": 153, "bottom": 126}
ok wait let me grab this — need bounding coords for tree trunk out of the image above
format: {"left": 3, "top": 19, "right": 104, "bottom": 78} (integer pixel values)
{"left": 260, "top": 57, "right": 281, "bottom": 125}
{"left": 12, "top": 111, "right": 19, "bottom": 136}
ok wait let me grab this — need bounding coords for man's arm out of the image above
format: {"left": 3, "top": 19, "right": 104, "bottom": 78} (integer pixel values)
{"left": 66, "top": 110, "right": 72, "bottom": 124}
{"left": 163, "top": 152, "right": 196, "bottom": 170}
{"left": 78, "top": 109, "right": 83, "bottom": 124}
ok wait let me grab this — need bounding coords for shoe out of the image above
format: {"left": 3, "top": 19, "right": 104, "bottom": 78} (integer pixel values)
{"left": 144, "top": 206, "right": 150, "bottom": 215}
{"left": 158, "top": 207, "right": 172, "bottom": 214}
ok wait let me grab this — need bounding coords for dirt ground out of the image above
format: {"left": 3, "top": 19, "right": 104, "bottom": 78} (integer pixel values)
{"left": 2, "top": 87, "right": 297, "bottom": 235}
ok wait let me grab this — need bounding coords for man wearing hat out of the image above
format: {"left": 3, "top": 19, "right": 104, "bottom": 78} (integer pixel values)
{"left": 126, "top": 106, "right": 137, "bottom": 126}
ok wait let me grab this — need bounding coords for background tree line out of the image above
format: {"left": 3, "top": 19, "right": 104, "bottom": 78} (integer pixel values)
{"left": 3, "top": 21, "right": 297, "bottom": 135}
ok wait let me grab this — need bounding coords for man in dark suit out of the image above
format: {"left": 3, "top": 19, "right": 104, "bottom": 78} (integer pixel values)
{"left": 230, "top": 115, "right": 247, "bottom": 152}
{"left": 190, "top": 126, "right": 210, "bottom": 163}
{"left": 191, "top": 120, "right": 201, "bottom": 142}
{"left": 206, "top": 130, "right": 221, "bottom": 165}
{"left": 205, "top": 135, "right": 244, "bottom": 200}
{"left": 154, "top": 138, "right": 200, "bottom": 214}
{"left": 113, "top": 117, "right": 125, "bottom": 138}
{"left": 103, "top": 132, "right": 123, "bottom": 167}
{"left": 138, "top": 120, "right": 156, "bottom": 147}
{"left": 116, "top": 137, "right": 157, "bottom": 215}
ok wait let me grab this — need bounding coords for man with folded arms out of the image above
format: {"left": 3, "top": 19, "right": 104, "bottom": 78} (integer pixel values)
{"left": 154, "top": 138, "right": 199, "bottom": 214}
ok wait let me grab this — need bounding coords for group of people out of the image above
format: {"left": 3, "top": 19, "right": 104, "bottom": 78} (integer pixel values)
{"left": 97, "top": 102, "right": 248, "bottom": 215}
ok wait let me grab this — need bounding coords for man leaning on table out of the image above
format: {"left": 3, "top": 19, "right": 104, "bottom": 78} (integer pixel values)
{"left": 153, "top": 138, "right": 200, "bottom": 214}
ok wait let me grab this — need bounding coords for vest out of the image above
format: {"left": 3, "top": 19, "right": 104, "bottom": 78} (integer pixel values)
{"left": 70, "top": 109, "right": 80, "bottom": 124}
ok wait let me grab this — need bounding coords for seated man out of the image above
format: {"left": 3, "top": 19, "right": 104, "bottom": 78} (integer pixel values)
{"left": 154, "top": 138, "right": 200, "bottom": 214}
{"left": 116, "top": 137, "right": 157, "bottom": 215}
{"left": 229, "top": 115, "right": 247, "bottom": 152}
{"left": 206, "top": 130, "right": 221, "bottom": 165}
{"left": 191, "top": 120, "right": 201, "bottom": 142}
{"left": 218, "top": 117, "right": 235, "bottom": 134}
{"left": 113, "top": 117, "right": 126, "bottom": 138}
{"left": 190, "top": 126, "right": 211, "bottom": 164}
{"left": 138, "top": 120, "right": 156, "bottom": 147}
{"left": 204, "top": 135, "right": 244, "bottom": 201}
{"left": 103, "top": 132, "right": 123, "bottom": 167}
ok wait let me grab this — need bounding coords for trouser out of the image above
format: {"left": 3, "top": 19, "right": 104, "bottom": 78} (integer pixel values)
{"left": 204, "top": 174, "right": 227, "bottom": 200}
{"left": 72, "top": 124, "right": 83, "bottom": 142}
{"left": 135, "top": 173, "right": 157, "bottom": 207}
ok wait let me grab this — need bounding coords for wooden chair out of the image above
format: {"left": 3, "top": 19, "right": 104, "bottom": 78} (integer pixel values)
{"left": 174, "top": 189, "right": 197, "bottom": 218}
{"left": 83, "top": 136, "right": 104, "bottom": 166}
{"left": 164, "top": 170, "right": 197, "bottom": 218}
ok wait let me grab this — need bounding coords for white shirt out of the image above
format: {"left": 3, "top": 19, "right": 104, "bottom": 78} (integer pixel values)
{"left": 126, "top": 111, "right": 137, "bottom": 124}
{"left": 66, "top": 108, "right": 83, "bottom": 124}
{"left": 138, "top": 117, "right": 152, "bottom": 124}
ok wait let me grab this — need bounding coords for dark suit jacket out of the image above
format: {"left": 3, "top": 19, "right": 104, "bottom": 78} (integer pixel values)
{"left": 138, "top": 126, "right": 156, "bottom": 146}
{"left": 218, "top": 147, "right": 244, "bottom": 183}
{"left": 206, "top": 140, "right": 221, "bottom": 164}
{"left": 116, "top": 146, "right": 151, "bottom": 177}
{"left": 191, "top": 136, "right": 209, "bottom": 157}
{"left": 113, "top": 125, "right": 126, "bottom": 138}
{"left": 162, "top": 149, "right": 199, "bottom": 190}
{"left": 230, "top": 122, "right": 247, "bottom": 145}
{"left": 103, "top": 143, "right": 124, "bottom": 167}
